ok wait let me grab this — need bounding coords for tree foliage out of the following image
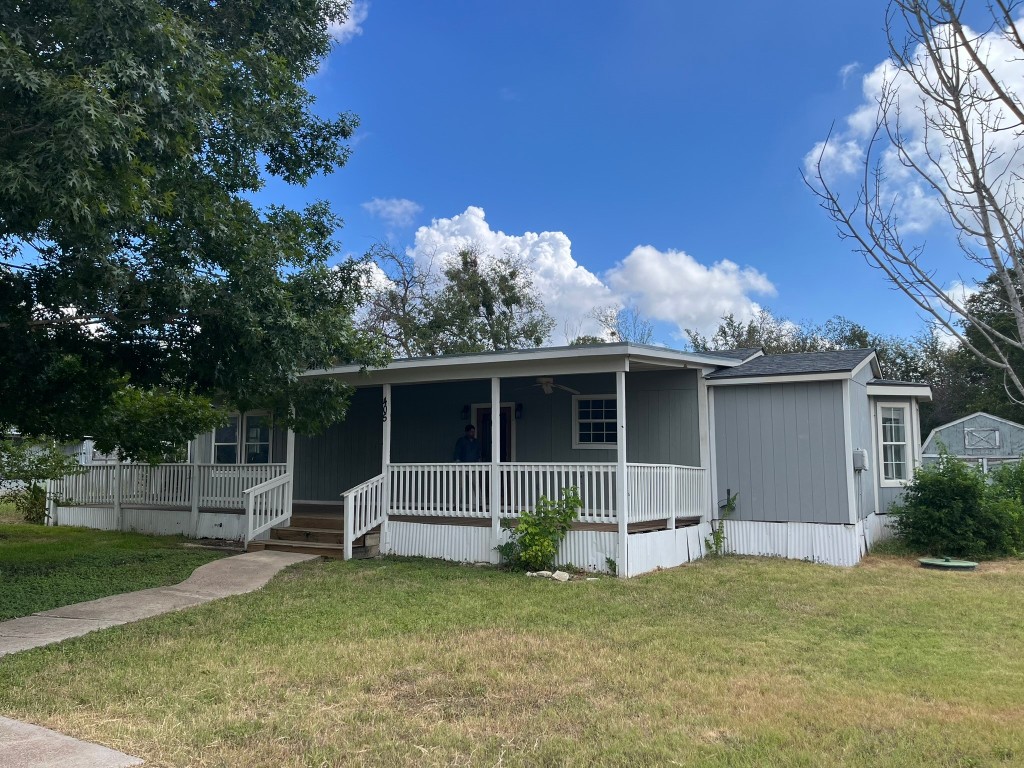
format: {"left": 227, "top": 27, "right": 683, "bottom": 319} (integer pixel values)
{"left": 1, "top": 0, "right": 386, "bottom": 461}
{"left": 807, "top": 0, "right": 1024, "bottom": 403}
{"left": 588, "top": 305, "right": 654, "bottom": 344}
{"left": 361, "top": 243, "right": 554, "bottom": 356}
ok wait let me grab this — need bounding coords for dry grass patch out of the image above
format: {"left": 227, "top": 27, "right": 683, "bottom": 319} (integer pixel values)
{"left": 1, "top": 555, "right": 1023, "bottom": 766}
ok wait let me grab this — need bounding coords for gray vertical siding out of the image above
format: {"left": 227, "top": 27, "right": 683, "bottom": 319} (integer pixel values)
{"left": 291, "top": 369, "right": 701, "bottom": 501}
{"left": 713, "top": 380, "right": 850, "bottom": 524}
{"left": 294, "top": 387, "right": 384, "bottom": 500}
{"left": 923, "top": 412, "right": 1024, "bottom": 459}
{"left": 850, "top": 366, "right": 876, "bottom": 519}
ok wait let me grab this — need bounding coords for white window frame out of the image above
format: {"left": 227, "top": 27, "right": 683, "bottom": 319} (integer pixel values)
{"left": 877, "top": 404, "right": 911, "bottom": 487}
{"left": 964, "top": 428, "right": 1000, "bottom": 450}
{"left": 572, "top": 394, "right": 618, "bottom": 450}
{"left": 211, "top": 411, "right": 274, "bottom": 465}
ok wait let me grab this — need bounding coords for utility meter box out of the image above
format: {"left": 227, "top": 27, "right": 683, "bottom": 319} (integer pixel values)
{"left": 852, "top": 448, "right": 869, "bottom": 472}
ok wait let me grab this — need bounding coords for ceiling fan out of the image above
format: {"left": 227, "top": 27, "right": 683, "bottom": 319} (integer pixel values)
{"left": 521, "top": 377, "right": 580, "bottom": 395}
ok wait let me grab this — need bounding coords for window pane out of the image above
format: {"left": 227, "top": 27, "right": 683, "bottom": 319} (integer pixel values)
{"left": 215, "top": 416, "right": 238, "bottom": 444}
{"left": 245, "top": 415, "right": 270, "bottom": 443}
{"left": 245, "top": 444, "right": 270, "bottom": 464}
{"left": 215, "top": 444, "right": 237, "bottom": 464}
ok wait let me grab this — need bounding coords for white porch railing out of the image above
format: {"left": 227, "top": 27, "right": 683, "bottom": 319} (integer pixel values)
{"left": 51, "top": 463, "right": 288, "bottom": 510}
{"left": 343, "top": 472, "right": 387, "bottom": 559}
{"left": 627, "top": 464, "right": 708, "bottom": 523}
{"left": 498, "top": 463, "right": 618, "bottom": 522}
{"left": 389, "top": 463, "right": 491, "bottom": 517}
{"left": 196, "top": 463, "right": 287, "bottom": 508}
{"left": 120, "top": 463, "right": 193, "bottom": 507}
{"left": 243, "top": 472, "right": 293, "bottom": 541}
{"left": 51, "top": 465, "right": 117, "bottom": 505}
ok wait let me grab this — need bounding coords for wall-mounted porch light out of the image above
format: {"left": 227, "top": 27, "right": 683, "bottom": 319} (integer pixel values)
{"left": 460, "top": 404, "right": 470, "bottom": 421}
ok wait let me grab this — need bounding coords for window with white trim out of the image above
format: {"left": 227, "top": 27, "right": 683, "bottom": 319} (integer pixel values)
{"left": 212, "top": 413, "right": 273, "bottom": 464}
{"left": 572, "top": 395, "right": 617, "bottom": 448}
{"left": 244, "top": 414, "right": 272, "bottom": 464}
{"left": 879, "top": 405, "right": 910, "bottom": 483}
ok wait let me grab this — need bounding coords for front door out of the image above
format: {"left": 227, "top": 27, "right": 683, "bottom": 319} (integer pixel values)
{"left": 475, "top": 405, "right": 514, "bottom": 462}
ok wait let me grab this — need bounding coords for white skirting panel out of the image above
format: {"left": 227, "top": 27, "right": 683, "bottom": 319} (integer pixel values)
{"left": 383, "top": 521, "right": 497, "bottom": 564}
{"left": 53, "top": 506, "right": 117, "bottom": 530}
{"left": 122, "top": 508, "right": 190, "bottom": 536}
{"left": 860, "top": 512, "right": 896, "bottom": 554}
{"left": 626, "top": 522, "right": 711, "bottom": 577}
{"left": 51, "top": 506, "right": 247, "bottom": 540}
{"left": 723, "top": 519, "right": 863, "bottom": 567}
{"left": 557, "top": 530, "right": 618, "bottom": 572}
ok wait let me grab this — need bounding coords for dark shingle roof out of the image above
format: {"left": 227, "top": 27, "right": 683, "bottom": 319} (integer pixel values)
{"left": 705, "top": 349, "right": 876, "bottom": 380}
{"left": 701, "top": 347, "right": 763, "bottom": 362}
{"left": 868, "top": 378, "right": 930, "bottom": 387}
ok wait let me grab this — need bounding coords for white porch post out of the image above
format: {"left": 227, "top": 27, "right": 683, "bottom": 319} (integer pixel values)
{"left": 113, "top": 459, "right": 123, "bottom": 532}
{"left": 615, "top": 370, "right": 628, "bottom": 578}
{"left": 490, "top": 377, "right": 502, "bottom": 562}
{"left": 381, "top": 384, "right": 392, "bottom": 550}
{"left": 285, "top": 426, "right": 296, "bottom": 529}
{"left": 189, "top": 439, "right": 201, "bottom": 537}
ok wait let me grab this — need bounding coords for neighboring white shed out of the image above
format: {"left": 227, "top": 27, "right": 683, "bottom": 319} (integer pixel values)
{"left": 922, "top": 412, "right": 1024, "bottom": 472}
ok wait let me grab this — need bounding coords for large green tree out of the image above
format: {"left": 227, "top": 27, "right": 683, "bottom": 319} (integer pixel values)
{"left": 1, "top": 0, "right": 385, "bottom": 460}
{"left": 361, "top": 243, "right": 553, "bottom": 356}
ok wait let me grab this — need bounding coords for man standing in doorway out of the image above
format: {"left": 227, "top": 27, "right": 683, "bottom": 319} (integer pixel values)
{"left": 453, "top": 424, "right": 481, "bottom": 462}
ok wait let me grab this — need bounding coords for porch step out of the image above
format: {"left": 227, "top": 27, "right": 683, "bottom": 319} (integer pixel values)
{"left": 247, "top": 539, "right": 379, "bottom": 560}
{"left": 272, "top": 526, "right": 347, "bottom": 545}
{"left": 289, "top": 514, "right": 344, "bottom": 530}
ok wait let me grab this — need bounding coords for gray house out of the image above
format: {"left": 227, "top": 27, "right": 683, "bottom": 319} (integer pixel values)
{"left": 922, "top": 412, "right": 1024, "bottom": 473}
{"left": 48, "top": 344, "right": 931, "bottom": 575}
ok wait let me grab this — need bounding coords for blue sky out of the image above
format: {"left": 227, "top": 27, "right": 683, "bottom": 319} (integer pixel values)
{"left": 256, "top": 0, "right": 981, "bottom": 345}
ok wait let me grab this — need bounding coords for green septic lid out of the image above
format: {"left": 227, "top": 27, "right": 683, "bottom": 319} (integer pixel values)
{"left": 919, "top": 557, "right": 978, "bottom": 571}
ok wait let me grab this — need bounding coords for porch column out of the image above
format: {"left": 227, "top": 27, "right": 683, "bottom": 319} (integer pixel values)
{"left": 189, "top": 438, "right": 201, "bottom": 537}
{"left": 616, "top": 370, "right": 628, "bottom": 578}
{"left": 381, "top": 384, "right": 392, "bottom": 549}
{"left": 113, "top": 459, "right": 123, "bottom": 532}
{"left": 285, "top": 425, "right": 296, "bottom": 527}
{"left": 490, "top": 376, "right": 501, "bottom": 562}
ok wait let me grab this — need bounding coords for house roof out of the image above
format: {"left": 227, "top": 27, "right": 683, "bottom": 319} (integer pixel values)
{"left": 305, "top": 343, "right": 745, "bottom": 386}
{"left": 868, "top": 378, "right": 930, "bottom": 387}
{"left": 700, "top": 347, "right": 763, "bottom": 362}
{"left": 705, "top": 349, "right": 877, "bottom": 380}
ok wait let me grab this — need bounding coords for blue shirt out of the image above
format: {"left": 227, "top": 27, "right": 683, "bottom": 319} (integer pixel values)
{"left": 453, "top": 435, "right": 481, "bottom": 462}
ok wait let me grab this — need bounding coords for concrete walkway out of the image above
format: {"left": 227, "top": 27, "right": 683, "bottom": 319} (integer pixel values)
{"left": 0, "top": 550, "right": 316, "bottom": 657}
{"left": 0, "top": 716, "right": 143, "bottom": 768}
{"left": 0, "top": 550, "right": 317, "bottom": 766}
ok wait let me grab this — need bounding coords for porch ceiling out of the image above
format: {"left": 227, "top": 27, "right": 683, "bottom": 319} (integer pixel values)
{"left": 304, "top": 343, "right": 737, "bottom": 387}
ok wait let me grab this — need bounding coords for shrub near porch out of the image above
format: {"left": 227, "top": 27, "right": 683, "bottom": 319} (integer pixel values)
{"left": 0, "top": 555, "right": 1022, "bottom": 767}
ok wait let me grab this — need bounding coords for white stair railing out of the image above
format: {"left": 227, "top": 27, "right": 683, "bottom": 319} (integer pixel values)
{"left": 342, "top": 473, "right": 387, "bottom": 559}
{"left": 242, "top": 472, "right": 293, "bottom": 543}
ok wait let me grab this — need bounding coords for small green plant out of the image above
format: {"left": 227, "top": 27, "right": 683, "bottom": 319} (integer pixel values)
{"left": 705, "top": 492, "right": 737, "bottom": 556}
{"left": 13, "top": 483, "right": 48, "bottom": 525}
{"left": 604, "top": 556, "right": 617, "bottom": 576}
{"left": 497, "top": 486, "right": 581, "bottom": 571}
{"left": 891, "top": 451, "right": 1024, "bottom": 559}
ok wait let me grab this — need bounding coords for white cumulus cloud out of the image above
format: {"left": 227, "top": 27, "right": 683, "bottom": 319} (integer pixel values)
{"left": 605, "top": 246, "right": 775, "bottom": 335}
{"left": 329, "top": 1, "right": 368, "bottom": 44}
{"left": 362, "top": 197, "right": 423, "bottom": 228}
{"left": 405, "top": 207, "right": 775, "bottom": 343}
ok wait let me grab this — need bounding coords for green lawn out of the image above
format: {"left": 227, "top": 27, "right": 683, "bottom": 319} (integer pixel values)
{"left": 1, "top": 554, "right": 1022, "bottom": 767}
{"left": 0, "top": 522, "right": 228, "bottom": 620}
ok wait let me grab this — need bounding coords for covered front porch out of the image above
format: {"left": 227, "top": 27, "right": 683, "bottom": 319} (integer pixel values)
{"left": 48, "top": 345, "right": 731, "bottom": 576}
